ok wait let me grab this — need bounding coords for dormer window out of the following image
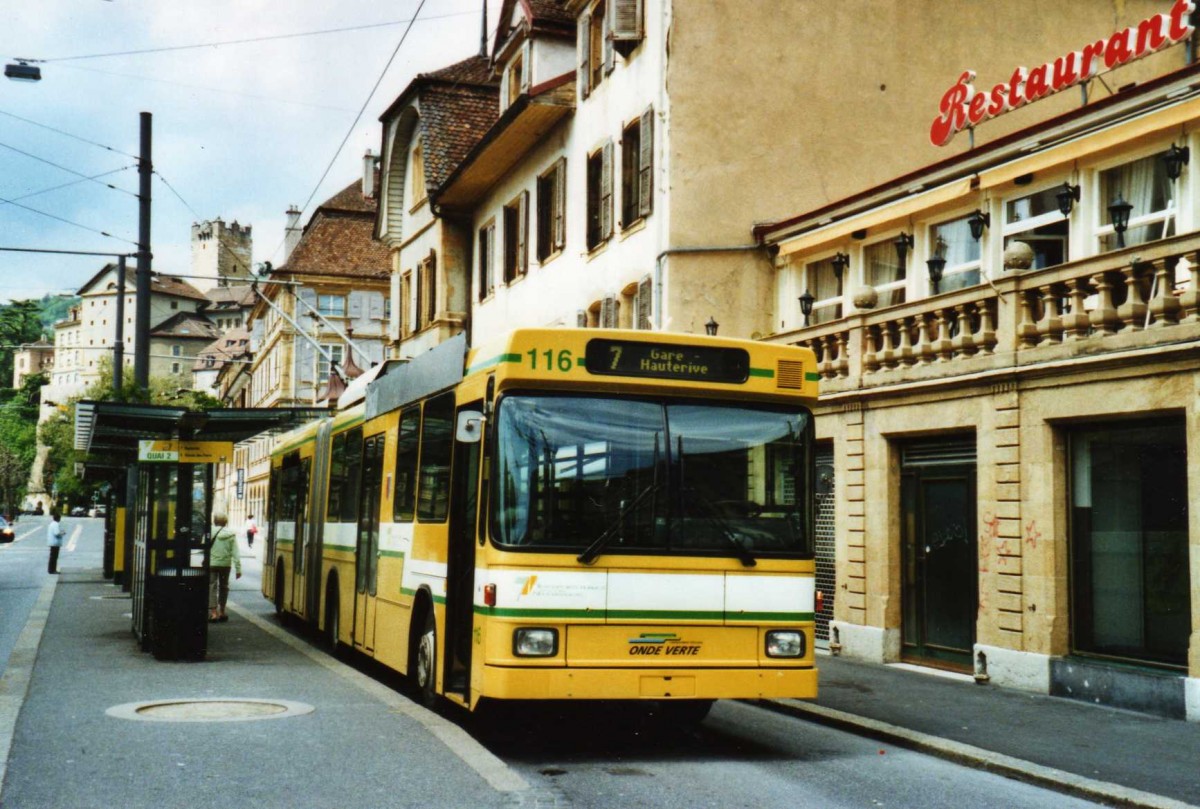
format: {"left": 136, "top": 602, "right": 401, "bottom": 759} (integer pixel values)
{"left": 410, "top": 139, "right": 426, "bottom": 210}
{"left": 578, "top": 1, "right": 612, "bottom": 100}
{"left": 507, "top": 51, "right": 525, "bottom": 107}
{"left": 610, "top": 0, "right": 645, "bottom": 57}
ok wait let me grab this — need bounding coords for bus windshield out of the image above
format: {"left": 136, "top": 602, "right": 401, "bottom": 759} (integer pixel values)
{"left": 492, "top": 394, "right": 813, "bottom": 559}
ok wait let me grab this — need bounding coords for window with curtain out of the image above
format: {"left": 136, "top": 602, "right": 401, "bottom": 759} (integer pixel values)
{"left": 804, "top": 256, "right": 844, "bottom": 325}
{"left": 930, "top": 216, "right": 981, "bottom": 293}
{"left": 864, "top": 240, "right": 906, "bottom": 307}
{"left": 1003, "top": 185, "right": 1068, "bottom": 270}
{"left": 1098, "top": 151, "right": 1175, "bottom": 251}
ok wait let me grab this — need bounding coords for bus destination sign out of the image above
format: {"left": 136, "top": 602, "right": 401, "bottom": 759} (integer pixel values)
{"left": 584, "top": 339, "right": 750, "bottom": 383}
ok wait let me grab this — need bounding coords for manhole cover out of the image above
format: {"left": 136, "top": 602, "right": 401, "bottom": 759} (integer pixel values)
{"left": 106, "top": 698, "right": 314, "bottom": 723}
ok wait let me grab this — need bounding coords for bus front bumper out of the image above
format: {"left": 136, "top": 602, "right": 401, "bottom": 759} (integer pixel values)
{"left": 478, "top": 665, "right": 817, "bottom": 701}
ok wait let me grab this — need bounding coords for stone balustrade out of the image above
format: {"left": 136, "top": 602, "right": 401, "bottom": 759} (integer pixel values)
{"left": 777, "top": 233, "right": 1200, "bottom": 393}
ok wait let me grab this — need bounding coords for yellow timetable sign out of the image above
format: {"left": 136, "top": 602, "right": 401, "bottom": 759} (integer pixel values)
{"left": 138, "top": 440, "right": 233, "bottom": 463}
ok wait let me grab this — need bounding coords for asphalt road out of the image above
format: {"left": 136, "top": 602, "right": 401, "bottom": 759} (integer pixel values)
{"left": 1, "top": 517, "right": 1111, "bottom": 808}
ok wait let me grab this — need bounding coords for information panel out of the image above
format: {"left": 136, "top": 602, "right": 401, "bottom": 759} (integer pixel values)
{"left": 584, "top": 339, "right": 750, "bottom": 383}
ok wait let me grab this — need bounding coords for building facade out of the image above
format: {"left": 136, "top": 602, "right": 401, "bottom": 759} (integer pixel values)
{"left": 757, "top": 0, "right": 1200, "bottom": 720}
{"left": 11, "top": 340, "right": 53, "bottom": 388}
{"left": 190, "top": 218, "right": 254, "bottom": 292}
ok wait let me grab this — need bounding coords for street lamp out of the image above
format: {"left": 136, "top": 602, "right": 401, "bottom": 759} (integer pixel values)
{"left": 926, "top": 236, "right": 948, "bottom": 295}
{"left": 799, "top": 290, "right": 815, "bottom": 326}
{"left": 1108, "top": 194, "right": 1133, "bottom": 248}
{"left": 1055, "top": 182, "right": 1081, "bottom": 216}
{"left": 4, "top": 60, "right": 41, "bottom": 82}
{"left": 1163, "top": 143, "right": 1190, "bottom": 181}
{"left": 705, "top": 317, "right": 719, "bottom": 336}
{"left": 968, "top": 209, "right": 990, "bottom": 241}
{"left": 893, "top": 232, "right": 913, "bottom": 266}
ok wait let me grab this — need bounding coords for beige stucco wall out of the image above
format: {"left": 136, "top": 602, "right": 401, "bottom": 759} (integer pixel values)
{"left": 666, "top": 0, "right": 1190, "bottom": 247}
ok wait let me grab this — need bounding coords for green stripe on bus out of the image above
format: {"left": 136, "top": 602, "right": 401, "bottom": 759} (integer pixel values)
{"left": 805, "top": 372, "right": 821, "bottom": 382}
{"left": 748, "top": 367, "right": 774, "bottom": 378}
{"left": 379, "top": 550, "right": 406, "bottom": 559}
{"left": 472, "top": 607, "right": 813, "bottom": 622}
{"left": 467, "top": 352, "right": 523, "bottom": 375}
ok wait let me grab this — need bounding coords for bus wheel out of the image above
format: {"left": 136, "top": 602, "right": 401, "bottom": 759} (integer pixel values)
{"left": 415, "top": 611, "right": 437, "bottom": 709}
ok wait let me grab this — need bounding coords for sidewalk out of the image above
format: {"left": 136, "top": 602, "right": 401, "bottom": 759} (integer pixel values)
{"left": 765, "top": 654, "right": 1200, "bottom": 809}
{"left": 0, "top": 570, "right": 527, "bottom": 809}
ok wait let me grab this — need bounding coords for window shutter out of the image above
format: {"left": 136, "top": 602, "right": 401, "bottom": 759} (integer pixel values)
{"left": 517, "top": 191, "right": 529, "bottom": 276}
{"left": 577, "top": 15, "right": 591, "bottom": 100}
{"left": 638, "top": 108, "right": 654, "bottom": 218}
{"left": 349, "top": 292, "right": 363, "bottom": 319}
{"left": 576, "top": 309, "right": 588, "bottom": 327}
{"left": 427, "top": 249, "right": 437, "bottom": 323}
{"left": 553, "top": 158, "right": 566, "bottom": 250}
{"left": 486, "top": 223, "right": 496, "bottom": 294}
{"left": 611, "top": 0, "right": 643, "bottom": 54}
{"left": 603, "top": 8, "right": 615, "bottom": 76}
{"left": 601, "top": 141, "right": 614, "bottom": 239}
{"left": 521, "top": 43, "right": 532, "bottom": 92}
{"left": 601, "top": 295, "right": 616, "bottom": 328}
{"left": 637, "top": 274, "right": 652, "bottom": 330}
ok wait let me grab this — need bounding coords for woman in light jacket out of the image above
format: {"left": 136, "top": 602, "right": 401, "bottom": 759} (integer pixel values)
{"left": 208, "top": 513, "right": 241, "bottom": 623}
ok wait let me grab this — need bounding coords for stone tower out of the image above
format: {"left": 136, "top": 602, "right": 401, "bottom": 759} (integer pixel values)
{"left": 190, "top": 218, "right": 253, "bottom": 291}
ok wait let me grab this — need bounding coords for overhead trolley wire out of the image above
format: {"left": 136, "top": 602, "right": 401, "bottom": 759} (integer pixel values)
{"left": 0, "top": 109, "right": 140, "bottom": 160}
{"left": 267, "top": 0, "right": 429, "bottom": 264}
{"left": 38, "top": 9, "right": 476, "bottom": 63}
{"left": 0, "top": 140, "right": 139, "bottom": 198}
{"left": 0, "top": 195, "right": 138, "bottom": 246}
{"left": 1, "top": 166, "right": 135, "bottom": 205}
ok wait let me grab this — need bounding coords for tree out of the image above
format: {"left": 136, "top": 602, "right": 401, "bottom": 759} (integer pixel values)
{"left": 0, "top": 394, "right": 39, "bottom": 514}
{"left": 0, "top": 299, "right": 47, "bottom": 387}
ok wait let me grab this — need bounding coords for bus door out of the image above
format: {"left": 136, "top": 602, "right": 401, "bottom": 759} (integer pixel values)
{"left": 444, "top": 402, "right": 483, "bottom": 698}
{"left": 289, "top": 458, "right": 311, "bottom": 616}
{"left": 352, "top": 433, "right": 385, "bottom": 652}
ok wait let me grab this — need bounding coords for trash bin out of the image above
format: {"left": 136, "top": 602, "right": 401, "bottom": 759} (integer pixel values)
{"left": 147, "top": 567, "right": 209, "bottom": 660}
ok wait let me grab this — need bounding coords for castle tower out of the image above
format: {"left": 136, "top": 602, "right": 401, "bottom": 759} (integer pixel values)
{"left": 190, "top": 218, "right": 254, "bottom": 291}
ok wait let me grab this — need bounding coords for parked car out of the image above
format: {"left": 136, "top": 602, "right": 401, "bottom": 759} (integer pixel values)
{"left": 70, "top": 506, "right": 87, "bottom": 517}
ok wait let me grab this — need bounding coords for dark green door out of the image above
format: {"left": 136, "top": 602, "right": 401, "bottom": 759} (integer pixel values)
{"left": 901, "top": 441, "right": 976, "bottom": 670}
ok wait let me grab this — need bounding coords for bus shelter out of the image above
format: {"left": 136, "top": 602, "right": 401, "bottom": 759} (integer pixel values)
{"left": 75, "top": 402, "right": 325, "bottom": 660}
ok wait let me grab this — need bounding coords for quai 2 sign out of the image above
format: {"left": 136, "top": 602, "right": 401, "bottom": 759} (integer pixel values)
{"left": 931, "top": 0, "right": 1195, "bottom": 147}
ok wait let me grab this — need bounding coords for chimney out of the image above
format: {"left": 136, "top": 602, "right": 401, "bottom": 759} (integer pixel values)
{"left": 362, "top": 149, "right": 377, "bottom": 199}
{"left": 284, "top": 206, "right": 302, "bottom": 263}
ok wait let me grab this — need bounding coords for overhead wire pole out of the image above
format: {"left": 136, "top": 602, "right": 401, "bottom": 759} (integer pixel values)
{"left": 134, "top": 112, "right": 152, "bottom": 396}
{"left": 114, "top": 255, "right": 126, "bottom": 396}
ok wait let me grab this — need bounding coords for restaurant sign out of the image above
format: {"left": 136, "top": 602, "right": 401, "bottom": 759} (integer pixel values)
{"left": 931, "top": 0, "right": 1195, "bottom": 146}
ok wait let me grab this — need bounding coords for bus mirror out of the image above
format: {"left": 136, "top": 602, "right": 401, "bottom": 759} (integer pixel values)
{"left": 456, "top": 411, "right": 485, "bottom": 443}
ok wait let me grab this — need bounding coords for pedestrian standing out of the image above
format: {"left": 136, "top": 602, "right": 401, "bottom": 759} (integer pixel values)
{"left": 47, "top": 510, "right": 65, "bottom": 574}
{"left": 208, "top": 513, "right": 241, "bottom": 622}
{"left": 244, "top": 513, "right": 258, "bottom": 549}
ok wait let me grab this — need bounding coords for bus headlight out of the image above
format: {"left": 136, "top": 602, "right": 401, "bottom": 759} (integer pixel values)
{"left": 513, "top": 628, "right": 558, "bottom": 657}
{"left": 765, "top": 630, "right": 805, "bottom": 658}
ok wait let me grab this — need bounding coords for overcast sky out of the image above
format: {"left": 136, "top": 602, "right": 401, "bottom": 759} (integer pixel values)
{"left": 1, "top": 0, "right": 504, "bottom": 305}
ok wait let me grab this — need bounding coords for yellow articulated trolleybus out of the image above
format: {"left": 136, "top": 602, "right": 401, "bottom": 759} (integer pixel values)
{"left": 264, "top": 328, "right": 820, "bottom": 720}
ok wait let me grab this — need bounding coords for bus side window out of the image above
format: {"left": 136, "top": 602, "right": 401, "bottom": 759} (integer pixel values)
{"left": 417, "top": 392, "right": 454, "bottom": 523}
{"left": 393, "top": 405, "right": 421, "bottom": 522}
{"left": 327, "top": 432, "right": 346, "bottom": 520}
{"left": 342, "top": 427, "right": 364, "bottom": 524}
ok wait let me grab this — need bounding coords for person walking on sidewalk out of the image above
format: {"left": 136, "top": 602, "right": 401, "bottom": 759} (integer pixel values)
{"left": 46, "top": 510, "right": 65, "bottom": 574}
{"left": 208, "top": 513, "right": 241, "bottom": 623}
{"left": 244, "top": 513, "right": 258, "bottom": 549}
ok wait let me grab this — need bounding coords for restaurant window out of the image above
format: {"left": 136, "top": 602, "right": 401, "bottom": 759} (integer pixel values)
{"left": 930, "top": 215, "right": 981, "bottom": 293}
{"left": 1097, "top": 151, "right": 1176, "bottom": 252}
{"left": 1003, "top": 185, "right": 1069, "bottom": 270}
{"left": 863, "top": 240, "right": 905, "bottom": 308}
{"left": 803, "top": 256, "right": 844, "bottom": 325}
{"left": 1069, "top": 419, "right": 1190, "bottom": 668}
{"left": 537, "top": 159, "right": 566, "bottom": 263}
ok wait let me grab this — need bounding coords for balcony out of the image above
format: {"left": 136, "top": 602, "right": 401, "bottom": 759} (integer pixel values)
{"left": 774, "top": 232, "right": 1200, "bottom": 397}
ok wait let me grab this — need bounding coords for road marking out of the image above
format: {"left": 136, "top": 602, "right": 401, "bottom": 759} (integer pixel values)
{"left": 66, "top": 524, "right": 82, "bottom": 552}
{"left": 227, "top": 601, "right": 530, "bottom": 795}
{"left": 0, "top": 576, "right": 58, "bottom": 802}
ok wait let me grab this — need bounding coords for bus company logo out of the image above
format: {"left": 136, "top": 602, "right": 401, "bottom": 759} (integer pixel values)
{"left": 628, "top": 633, "right": 702, "bottom": 657}
{"left": 519, "top": 575, "right": 538, "bottom": 596}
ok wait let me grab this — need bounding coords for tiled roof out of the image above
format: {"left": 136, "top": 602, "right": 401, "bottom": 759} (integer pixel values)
{"left": 204, "top": 284, "right": 256, "bottom": 308}
{"left": 78, "top": 263, "right": 207, "bottom": 302}
{"left": 193, "top": 327, "right": 250, "bottom": 371}
{"left": 419, "top": 83, "right": 500, "bottom": 191}
{"left": 422, "top": 54, "right": 497, "bottom": 86}
{"left": 149, "top": 311, "right": 221, "bottom": 340}
{"left": 278, "top": 183, "right": 390, "bottom": 280}
{"left": 527, "top": 0, "right": 572, "bottom": 26}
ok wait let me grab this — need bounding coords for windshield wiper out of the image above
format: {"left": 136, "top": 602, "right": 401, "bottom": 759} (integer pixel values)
{"left": 577, "top": 480, "right": 660, "bottom": 565}
{"left": 690, "top": 496, "right": 757, "bottom": 567}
